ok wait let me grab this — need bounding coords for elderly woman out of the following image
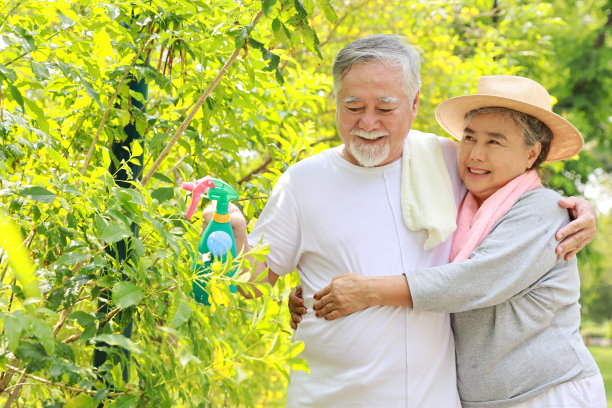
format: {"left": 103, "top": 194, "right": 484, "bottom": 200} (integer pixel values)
{"left": 296, "top": 76, "right": 606, "bottom": 407}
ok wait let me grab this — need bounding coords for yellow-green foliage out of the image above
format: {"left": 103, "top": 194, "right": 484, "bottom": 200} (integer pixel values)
{"left": 1, "top": 0, "right": 611, "bottom": 406}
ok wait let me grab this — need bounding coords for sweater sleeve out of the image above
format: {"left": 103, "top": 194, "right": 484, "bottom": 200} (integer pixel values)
{"left": 407, "top": 188, "right": 572, "bottom": 312}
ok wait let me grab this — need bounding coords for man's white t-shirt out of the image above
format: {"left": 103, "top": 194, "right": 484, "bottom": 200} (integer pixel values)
{"left": 248, "top": 133, "right": 464, "bottom": 407}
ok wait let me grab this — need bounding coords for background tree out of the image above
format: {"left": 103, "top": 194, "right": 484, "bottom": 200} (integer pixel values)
{"left": 1, "top": 0, "right": 610, "bottom": 406}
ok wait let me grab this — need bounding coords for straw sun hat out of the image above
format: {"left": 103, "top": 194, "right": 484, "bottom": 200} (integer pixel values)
{"left": 435, "top": 75, "right": 584, "bottom": 162}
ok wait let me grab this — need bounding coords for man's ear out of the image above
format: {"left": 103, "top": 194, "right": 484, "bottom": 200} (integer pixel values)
{"left": 411, "top": 90, "right": 420, "bottom": 112}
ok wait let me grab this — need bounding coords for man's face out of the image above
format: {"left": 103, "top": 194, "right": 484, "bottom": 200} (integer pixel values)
{"left": 336, "top": 61, "right": 419, "bottom": 167}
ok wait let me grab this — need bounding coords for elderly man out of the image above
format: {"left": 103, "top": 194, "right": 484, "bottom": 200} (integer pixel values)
{"left": 224, "top": 35, "right": 595, "bottom": 407}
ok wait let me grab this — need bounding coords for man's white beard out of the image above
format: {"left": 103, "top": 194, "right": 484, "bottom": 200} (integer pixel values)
{"left": 348, "top": 130, "right": 390, "bottom": 167}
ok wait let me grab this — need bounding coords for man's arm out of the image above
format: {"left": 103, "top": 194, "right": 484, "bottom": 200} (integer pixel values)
{"left": 202, "top": 203, "right": 279, "bottom": 298}
{"left": 312, "top": 274, "right": 411, "bottom": 320}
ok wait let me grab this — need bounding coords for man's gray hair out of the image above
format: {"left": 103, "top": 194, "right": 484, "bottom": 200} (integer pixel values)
{"left": 332, "top": 34, "right": 423, "bottom": 100}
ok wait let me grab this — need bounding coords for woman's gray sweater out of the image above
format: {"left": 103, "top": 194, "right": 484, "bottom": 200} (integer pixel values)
{"left": 406, "top": 188, "right": 600, "bottom": 407}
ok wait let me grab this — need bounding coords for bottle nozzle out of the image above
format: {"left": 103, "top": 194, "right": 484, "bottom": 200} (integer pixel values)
{"left": 182, "top": 176, "right": 216, "bottom": 220}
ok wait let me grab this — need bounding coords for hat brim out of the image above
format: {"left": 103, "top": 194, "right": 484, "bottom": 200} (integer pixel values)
{"left": 435, "top": 94, "right": 584, "bottom": 162}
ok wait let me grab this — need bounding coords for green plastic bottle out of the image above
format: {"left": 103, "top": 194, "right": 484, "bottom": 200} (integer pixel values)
{"left": 183, "top": 177, "right": 239, "bottom": 305}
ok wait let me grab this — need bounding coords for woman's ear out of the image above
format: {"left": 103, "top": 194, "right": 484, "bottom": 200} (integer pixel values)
{"left": 527, "top": 141, "right": 542, "bottom": 169}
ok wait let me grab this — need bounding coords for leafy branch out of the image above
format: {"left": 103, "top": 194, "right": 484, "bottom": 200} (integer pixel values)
{"left": 141, "top": 9, "right": 265, "bottom": 185}
{"left": 3, "top": 365, "right": 131, "bottom": 398}
{"left": 78, "top": 35, "right": 153, "bottom": 186}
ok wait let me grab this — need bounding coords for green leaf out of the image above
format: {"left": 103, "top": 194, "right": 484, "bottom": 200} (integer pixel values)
{"left": 151, "top": 187, "right": 174, "bottom": 203}
{"left": 81, "top": 324, "right": 98, "bottom": 342}
{"left": 24, "top": 98, "right": 49, "bottom": 133}
{"left": 271, "top": 18, "right": 281, "bottom": 34}
{"left": 261, "top": 48, "right": 281, "bottom": 72}
{"left": 135, "top": 117, "right": 147, "bottom": 136}
{"left": 315, "top": 0, "right": 338, "bottom": 23}
{"left": 112, "top": 281, "right": 143, "bottom": 309}
{"left": 95, "top": 334, "right": 142, "bottom": 355}
{"left": 56, "top": 251, "right": 90, "bottom": 265}
{"left": 179, "top": 348, "right": 202, "bottom": 367}
{"left": 57, "top": 10, "right": 75, "bottom": 29}
{"left": 302, "top": 0, "right": 314, "bottom": 14}
{"left": 262, "top": 0, "right": 277, "bottom": 16}
{"left": 248, "top": 37, "right": 265, "bottom": 50}
{"left": 301, "top": 27, "right": 322, "bottom": 59}
{"left": 288, "top": 356, "right": 309, "bottom": 373}
{"left": 151, "top": 172, "right": 173, "bottom": 184}
{"left": 150, "top": 132, "right": 169, "bottom": 148}
{"left": 55, "top": 60, "right": 71, "bottom": 76}
{"left": 281, "top": 22, "right": 293, "bottom": 45}
{"left": 132, "top": 237, "right": 145, "bottom": 257}
{"left": 8, "top": 84, "right": 25, "bottom": 112}
{"left": 15, "top": 342, "right": 49, "bottom": 363}
{"left": 81, "top": 78, "right": 102, "bottom": 108}
{"left": 31, "top": 61, "right": 49, "bottom": 81}
{"left": 275, "top": 68, "right": 284, "bottom": 84}
{"left": 94, "top": 389, "right": 110, "bottom": 404}
{"left": 100, "top": 221, "right": 133, "bottom": 243}
{"left": 116, "top": 189, "right": 145, "bottom": 210}
{"left": 104, "top": 4, "right": 120, "bottom": 21}
{"left": 293, "top": 0, "right": 309, "bottom": 20}
{"left": 69, "top": 311, "right": 96, "bottom": 328}
{"left": 35, "top": 308, "right": 59, "bottom": 319}
{"left": 18, "top": 186, "right": 56, "bottom": 203}
{"left": 54, "top": 341, "right": 75, "bottom": 362}
{"left": 32, "top": 319, "right": 55, "bottom": 355}
{"left": 4, "top": 313, "right": 25, "bottom": 351}
{"left": 65, "top": 392, "right": 95, "bottom": 408}
{"left": 234, "top": 27, "right": 249, "bottom": 49}
{"left": 170, "top": 301, "right": 192, "bottom": 328}
{"left": 108, "top": 394, "right": 139, "bottom": 408}
{"left": 0, "top": 64, "right": 17, "bottom": 82}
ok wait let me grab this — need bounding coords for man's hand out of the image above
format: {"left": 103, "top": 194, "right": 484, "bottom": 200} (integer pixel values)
{"left": 555, "top": 197, "right": 597, "bottom": 261}
{"left": 202, "top": 202, "right": 248, "bottom": 253}
{"left": 313, "top": 274, "right": 371, "bottom": 320}
{"left": 288, "top": 287, "right": 306, "bottom": 330}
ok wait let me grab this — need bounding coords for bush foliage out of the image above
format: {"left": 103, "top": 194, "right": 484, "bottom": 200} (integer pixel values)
{"left": 1, "top": 0, "right": 611, "bottom": 406}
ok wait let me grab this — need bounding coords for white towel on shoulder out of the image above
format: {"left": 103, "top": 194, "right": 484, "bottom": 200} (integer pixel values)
{"left": 401, "top": 129, "right": 457, "bottom": 250}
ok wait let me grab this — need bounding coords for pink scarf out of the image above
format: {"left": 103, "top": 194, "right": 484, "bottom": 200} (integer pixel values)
{"left": 450, "top": 170, "right": 542, "bottom": 262}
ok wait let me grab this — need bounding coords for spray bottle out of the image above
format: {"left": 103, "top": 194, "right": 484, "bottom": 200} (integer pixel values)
{"left": 182, "top": 176, "right": 239, "bottom": 305}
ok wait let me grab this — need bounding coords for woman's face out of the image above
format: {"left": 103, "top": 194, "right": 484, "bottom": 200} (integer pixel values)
{"left": 458, "top": 112, "right": 541, "bottom": 206}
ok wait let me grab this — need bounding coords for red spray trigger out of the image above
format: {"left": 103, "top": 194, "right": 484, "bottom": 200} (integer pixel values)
{"left": 182, "top": 176, "right": 216, "bottom": 220}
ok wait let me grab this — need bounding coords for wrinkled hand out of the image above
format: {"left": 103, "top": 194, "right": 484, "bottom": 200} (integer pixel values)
{"left": 313, "top": 274, "right": 371, "bottom": 320}
{"left": 555, "top": 197, "right": 597, "bottom": 261}
{"left": 288, "top": 286, "right": 306, "bottom": 330}
{"left": 202, "top": 202, "right": 248, "bottom": 252}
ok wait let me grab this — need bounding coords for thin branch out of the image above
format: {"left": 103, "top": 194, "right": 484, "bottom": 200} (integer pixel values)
{"left": 0, "top": 0, "right": 23, "bottom": 33}
{"left": 238, "top": 153, "right": 272, "bottom": 184}
{"left": 151, "top": 153, "right": 189, "bottom": 189}
{"left": 2, "top": 369, "right": 26, "bottom": 408}
{"left": 141, "top": 10, "right": 265, "bottom": 186}
{"left": 2, "top": 365, "right": 130, "bottom": 398}
{"left": 65, "top": 103, "right": 93, "bottom": 159}
{"left": 63, "top": 307, "right": 120, "bottom": 344}
{"left": 0, "top": 257, "right": 9, "bottom": 283}
{"left": 78, "top": 36, "right": 152, "bottom": 186}
{"left": 53, "top": 283, "right": 84, "bottom": 336}
{"left": 238, "top": 134, "right": 337, "bottom": 185}
{"left": 0, "top": 359, "right": 20, "bottom": 394}
{"left": 594, "top": 10, "right": 612, "bottom": 49}
{"left": 317, "top": 0, "right": 368, "bottom": 48}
